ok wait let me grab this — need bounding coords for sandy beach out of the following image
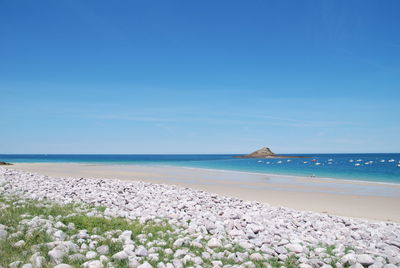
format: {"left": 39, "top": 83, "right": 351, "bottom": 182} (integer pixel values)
{"left": 10, "top": 163, "right": 400, "bottom": 222}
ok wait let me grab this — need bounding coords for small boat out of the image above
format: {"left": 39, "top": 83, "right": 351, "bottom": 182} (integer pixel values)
{"left": 388, "top": 159, "right": 395, "bottom": 162}
{"left": 303, "top": 161, "right": 308, "bottom": 164}
{"left": 315, "top": 162, "right": 321, "bottom": 165}
{"left": 380, "top": 160, "right": 385, "bottom": 162}
{"left": 328, "top": 159, "right": 333, "bottom": 162}
{"left": 287, "top": 160, "right": 291, "bottom": 162}
{"left": 311, "top": 159, "right": 317, "bottom": 162}
{"left": 397, "top": 164, "right": 400, "bottom": 167}
{"left": 266, "top": 162, "right": 270, "bottom": 164}
{"left": 355, "top": 163, "right": 361, "bottom": 166}
{"left": 356, "top": 159, "right": 362, "bottom": 162}
{"left": 277, "top": 161, "right": 282, "bottom": 164}
{"left": 349, "top": 159, "right": 354, "bottom": 162}
{"left": 257, "top": 160, "right": 262, "bottom": 163}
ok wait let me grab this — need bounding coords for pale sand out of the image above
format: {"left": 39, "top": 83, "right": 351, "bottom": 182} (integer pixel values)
{"left": 9, "top": 163, "right": 400, "bottom": 222}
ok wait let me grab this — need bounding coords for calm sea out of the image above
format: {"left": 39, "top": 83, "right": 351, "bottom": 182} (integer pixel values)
{"left": 1, "top": 154, "right": 400, "bottom": 184}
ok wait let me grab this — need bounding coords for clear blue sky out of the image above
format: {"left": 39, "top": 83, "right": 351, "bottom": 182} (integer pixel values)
{"left": 1, "top": 0, "right": 399, "bottom": 154}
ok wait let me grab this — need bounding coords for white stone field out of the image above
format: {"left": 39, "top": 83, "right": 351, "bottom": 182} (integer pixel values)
{"left": 0, "top": 167, "right": 399, "bottom": 268}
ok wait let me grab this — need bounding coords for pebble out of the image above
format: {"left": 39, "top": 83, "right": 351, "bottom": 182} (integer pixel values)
{"left": 137, "top": 262, "right": 153, "bottom": 268}
{"left": 112, "top": 251, "right": 129, "bottom": 260}
{"left": 135, "top": 245, "right": 148, "bottom": 257}
{"left": 207, "top": 238, "right": 222, "bottom": 248}
{"left": 96, "top": 245, "right": 109, "bottom": 255}
{"left": 48, "top": 249, "right": 66, "bottom": 264}
{"left": 54, "top": 265, "right": 72, "bottom": 268}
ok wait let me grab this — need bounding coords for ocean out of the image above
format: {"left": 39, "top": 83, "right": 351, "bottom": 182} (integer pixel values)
{"left": 1, "top": 153, "right": 400, "bottom": 184}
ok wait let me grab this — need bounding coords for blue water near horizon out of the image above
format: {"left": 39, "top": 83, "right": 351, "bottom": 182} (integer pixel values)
{"left": 1, "top": 153, "right": 400, "bottom": 184}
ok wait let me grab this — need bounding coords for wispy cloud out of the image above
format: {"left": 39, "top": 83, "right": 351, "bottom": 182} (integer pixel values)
{"left": 82, "top": 111, "right": 361, "bottom": 129}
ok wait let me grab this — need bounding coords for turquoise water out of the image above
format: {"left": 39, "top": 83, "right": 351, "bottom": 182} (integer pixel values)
{"left": 1, "top": 153, "right": 400, "bottom": 184}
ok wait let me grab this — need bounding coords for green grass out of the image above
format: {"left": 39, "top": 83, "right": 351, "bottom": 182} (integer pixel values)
{"left": 0, "top": 196, "right": 77, "bottom": 228}
{"left": 60, "top": 215, "right": 172, "bottom": 237}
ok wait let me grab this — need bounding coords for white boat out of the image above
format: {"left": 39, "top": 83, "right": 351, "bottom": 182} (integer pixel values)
{"left": 356, "top": 159, "right": 362, "bottom": 162}
{"left": 266, "top": 162, "right": 270, "bottom": 164}
{"left": 257, "top": 160, "right": 262, "bottom": 163}
{"left": 277, "top": 161, "right": 282, "bottom": 164}
{"left": 388, "top": 159, "right": 395, "bottom": 162}
{"left": 380, "top": 160, "right": 385, "bottom": 162}
{"left": 287, "top": 160, "right": 291, "bottom": 162}
{"left": 315, "top": 162, "right": 321, "bottom": 165}
{"left": 328, "top": 159, "right": 333, "bottom": 161}
{"left": 303, "top": 161, "right": 308, "bottom": 164}
{"left": 349, "top": 160, "right": 354, "bottom": 162}
{"left": 355, "top": 163, "right": 361, "bottom": 166}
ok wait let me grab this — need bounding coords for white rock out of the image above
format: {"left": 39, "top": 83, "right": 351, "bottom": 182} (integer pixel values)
{"left": 123, "top": 244, "right": 135, "bottom": 254}
{"left": 193, "top": 256, "right": 203, "bottom": 265}
{"left": 286, "top": 243, "right": 303, "bottom": 253}
{"left": 369, "top": 262, "right": 384, "bottom": 268}
{"left": 86, "top": 251, "right": 97, "bottom": 259}
{"left": 9, "top": 261, "right": 22, "bottom": 268}
{"left": 174, "top": 249, "right": 188, "bottom": 259}
{"left": 128, "top": 258, "right": 140, "bottom": 268}
{"left": 69, "top": 253, "right": 86, "bottom": 261}
{"left": 356, "top": 254, "right": 374, "bottom": 265}
{"left": 135, "top": 246, "right": 148, "bottom": 257}
{"left": 13, "top": 240, "right": 26, "bottom": 247}
{"left": 112, "top": 251, "right": 129, "bottom": 260}
{"left": 137, "top": 262, "right": 153, "bottom": 268}
{"left": 48, "top": 249, "right": 66, "bottom": 264}
{"left": 97, "top": 245, "right": 109, "bottom": 255}
{"left": 341, "top": 253, "right": 357, "bottom": 265}
{"left": 99, "top": 255, "right": 108, "bottom": 263}
{"left": 299, "top": 264, "right": 313, "bottom": 268}
{"left": 249, "top": 252, "right": 264, "bottom": 261}
{"left": 53, "top": 230, "right": 66, "bottom": 241}
{"left": 55, "top": 221, "right": 66, "bottom": 229}
{"left": 0, "top": 229, "right": 8, "bottom": 240}
{"left": 207, "top": 238, "right": 222, "bottom": 248}
{"left": 163, "top": 248, "right": 173, "bottom": 255}
{"left": 173, "top": 238, "right": 185, "bottom": 247}
{"left": 83, "top": 260, "right": 103, "bottom": 268}
{"left": 54, "top": 265, "right": 72, "bottom": 268}
{"left": 30, "top": 253, "right": 45, "bottom": 268}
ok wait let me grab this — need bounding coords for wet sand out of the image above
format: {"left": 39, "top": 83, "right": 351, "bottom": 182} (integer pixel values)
{"left": 10, "top": 163, "right": 400, "bottom": 222}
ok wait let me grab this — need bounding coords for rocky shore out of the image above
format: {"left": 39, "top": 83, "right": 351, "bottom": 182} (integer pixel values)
{"left": 0, "top": 167, "right": 399, "bottom": 268}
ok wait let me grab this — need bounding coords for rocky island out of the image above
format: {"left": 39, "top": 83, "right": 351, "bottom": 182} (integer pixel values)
{"left": 234, "top": 147, "right": 308, "bottom": 159}
{"left": 0, "top": 161, "right": 12, "bottom": 165}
